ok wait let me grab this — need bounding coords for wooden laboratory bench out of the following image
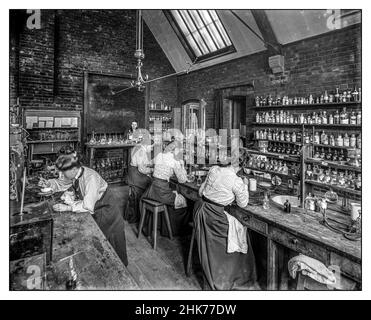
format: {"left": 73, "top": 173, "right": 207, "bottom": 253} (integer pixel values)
{"left": 11, "top": 200, "right": 139, "bottom": 290}
{"left": 170, "top": 179, "right": 362, "bottom": 290}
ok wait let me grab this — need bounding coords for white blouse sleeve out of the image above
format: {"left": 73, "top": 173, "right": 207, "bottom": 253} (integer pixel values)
{"left": 232, "top": 177, "right": 249, "bottom": 208}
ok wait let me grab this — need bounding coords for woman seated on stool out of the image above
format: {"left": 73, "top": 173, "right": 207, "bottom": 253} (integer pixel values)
{"left": 38, "top": 154, "right": 128, "bottom": 266}
{"left": 141, "top": 141, "right": 190, "bottom": 237}
{"left": 124, "top": 135, "right": 153, "bottom": 223}
{"left": 193, "top": 161, "right": 258, "bottom": 290}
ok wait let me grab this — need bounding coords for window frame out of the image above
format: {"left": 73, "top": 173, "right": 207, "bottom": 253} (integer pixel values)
{"left": 164, "top": 10, "right": 236, "bottom": 63}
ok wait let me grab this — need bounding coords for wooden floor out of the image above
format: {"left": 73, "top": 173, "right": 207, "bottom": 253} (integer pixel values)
{"left": 111, "top": 185, "right": 204, "bottom": 290}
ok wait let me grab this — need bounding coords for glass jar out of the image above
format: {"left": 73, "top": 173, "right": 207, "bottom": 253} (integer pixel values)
{"left": 340, "top": 107, "right": 349, "bottom": 124}
{"left": 349, "top": 134, "right": 356, "bottom": 148}
{"left": 350, "top": 111, "right": 357, "bottom": 125}
{"left": 314, "top": 132, "right": 320, "bottom": 144}
{"left": 336, "top": 134, "right": 344, "bottom": 147}
{"left": 318, "top": 168, "right": 325, "bottom": 182}
{"left": 330, "top": 171, "right": 338, "bottom": 185}
{"left": 338, "top": 172, "right": 346, "bottom": 187}
{"left": 343, "top": 133, "right": 350, "bottom": 147}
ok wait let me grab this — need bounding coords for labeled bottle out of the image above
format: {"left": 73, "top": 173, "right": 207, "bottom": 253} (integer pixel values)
{"left": 328, "top": 113, "right": 334, "bottom": 125}
{"left": 336, "top": 134, "right": 344, "bottom": 147}
{"left": 320, "top": 131, "right": 328, "bottom": 145}
{"left": 322, "top": 111, "right": 328, "bottom": 124}
{"left": 352, "top": 87, "right": 359, "bottom": 102}
{"left": 329, "top": 134, "right": 335, "bottom": 147}
{"left": 280, "top": 130, "right": 285, "bottom": 141}
{"left": 334, "top": 110, "right": 340, "bottom": 124}
{"left": 282, "top": 162, "right": 289, "bottom": 175}
{"left": 314, "top": 132, "right": 320, "bottom": 145}
{"left": 340, "top": 107, "right": 349, "bottom": 124}
{"left": 343, "top": 133, "right": 350, "bottom": 147}
{"left": 350, "top": 111, "right": 357, "bottom": 125}
{"left": 292, "top": 131, "right": 297, "bottom": 143}
{"left": 285, "top": 131, "right": 291, "bottom": 142}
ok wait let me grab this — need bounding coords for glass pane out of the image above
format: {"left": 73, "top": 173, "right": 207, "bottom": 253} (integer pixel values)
{"left": 199, "top": 27, "right": 217, "bottom": 51}
{"left": 171, "top": 10, "right": 190, "bottom": 36}
{"left": 191, "top": 31, "right": 209, "bottom": 54}
{"left": 199, "top": 10, "right": 213, "bottom": 25}
{"left": 209, "top": 10, "right": 219, "bottom": 22}
{"left": 186, "top": 35, "right": 202, "bottom": 57}
{"left": 180, "top": 10, "right": 197, "bottom": 33}
{"left": 188, "top": 10, "right": 203, "bottom": 29}
{"left": 207, "top": 23, "right": 225, "bottom": 49}
{"left": 216, "top": 20, "right": 232, "bottom": 46}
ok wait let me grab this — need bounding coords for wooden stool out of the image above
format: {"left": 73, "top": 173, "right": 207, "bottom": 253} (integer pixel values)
{"left": 186, "top": 222, "right": 196, "bottom": 276}
{"left": 138, "top": 198, "right": 173, "bottom": 250}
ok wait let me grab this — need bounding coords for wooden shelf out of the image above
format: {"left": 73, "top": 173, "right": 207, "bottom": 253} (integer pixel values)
{"left": 305, "top": 180, "right": 361, "bottom": 197}
{"left": 253, "top": 139, "right": 303, "bottom": 146}
{"left": 244, "top": 166, "right": 300, "bottom": 180}
{"left": 310, "top": 143, "right": 359, "bottom": 150}
{"left": 241, "top": 148, "right": 300, "bottom": 162}
{"left": 252, "top": 122, "right": 361, "bottom": 129}
{"left": 305, "top": 159, "right": 362, "bottom": 172}
{"left": 27, "top": 139, "right": 79, "bottom": 144}
{"left": 148, "top": 109, "right": 172, "bottom": 113}
{"left": 253, "top": 101, "right": 361, "bottom": 110}
{"left": 85, "top": 143, "right": 137, "bottom": 149}
{"left": 27, "top": 127, "right": 79, "bottom": 130}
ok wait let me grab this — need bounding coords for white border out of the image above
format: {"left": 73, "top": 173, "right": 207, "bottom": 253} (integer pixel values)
{"left": 1, "top": 0, "right": 370, "bottom": 300}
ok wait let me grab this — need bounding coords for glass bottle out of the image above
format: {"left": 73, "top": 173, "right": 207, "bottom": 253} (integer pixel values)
{"left": 346, "top": 90, "right": 352, "bottom": 102}
{"left": 320, "top": 131, "right": 327, "bottom": 145}
{"left": 350, "top": 133, "right": 356, "bottom": 148}
{"left": 299, "top": 113, "right": 305, "bottom": 124}
{"left": 338, "top": 172, "right": 346, "bottom": 187}
{"left": 318, "top": 168, "right": 325, "bottom": 182}
{"left": 332, "top": 150, "right": 338, "bottom": 162}
{"left": 328, "top": 112, "right": 334, "bottom": 124}
{"left": 280, "top": 130, "right": 285, "bottom": 141}
{"left": 336, "top": 134, "right": 343, "bottom": 147}
{"left": 314, "top": 132, "right": 320, "bottom": 145}
{"left": 322, "top": 111, "right": 328, "bottom": 124}
{"left": 340, "top": 107, "right": 348, "bottom": 124}
{"left": 352, "top": 87, "right": 359, "bottom": 102}
{"left": 338, "top": 150, "right": 345, "bottom": 162}
{"left": 320, "top": 147, "right": 325, "bottom": 160}
{"left": 350, "top": 111, "right": 357, "bottom": 125}
{"left": 324, "top": 170, "right": 331, "bottom": 184}
{"left": 329, "top": 134, "right": 335, "bottom": 147}
{"left": 285, "top": 131, "right": 291, "bottom": 142}
{"left": 291, "top": 131, "right": 297, "bottom": 143}
{"left": 330, "top": 170, "right": 338, "bottom": 185}
{"left": 334, "top": 88, "right": 340, "bottom": 102}
{"left": 356, "top": 134, "right": 361, "bottom": 149}
{"left": 256, "top": 112, "right": 260, "bottom": 123}
{"left": 324, "top": 90, "right": 329, "bottom": 103}
{"left": 343, "top": 133, "right": 350, "bottom": 147}
{"left": 267, "top": 129, "right": 272, "bottom": 141}
{"left": 314, "top": 147, "right": 320, "bottom": 159}
{"left": 262, "top": 192, "right": 270, "bottom": 210}
{"left": 325, "top": 148, "right": 333, "bottom": 161}
{"left": 334, "top": 110, "right": 340, "bottom": 125}
{"left": 358, "top": 88, "right": 362, "bottom": 102}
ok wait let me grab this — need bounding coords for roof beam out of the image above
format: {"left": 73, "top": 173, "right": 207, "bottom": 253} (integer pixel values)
{"left": 251, "top": 9, "right": 282, "bottom": 55}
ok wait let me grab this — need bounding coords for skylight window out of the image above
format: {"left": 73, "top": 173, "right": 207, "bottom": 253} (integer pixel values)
{"left": 165, "top": 10, "right": 235, "bottom": 62}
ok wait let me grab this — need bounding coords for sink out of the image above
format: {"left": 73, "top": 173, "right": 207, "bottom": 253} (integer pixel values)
{"left": 271, "top": 195, "right": 301, "bottom": 209}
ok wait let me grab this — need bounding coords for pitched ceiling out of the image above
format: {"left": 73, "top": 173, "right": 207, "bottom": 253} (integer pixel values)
{"left": 143, "top": 9, "right": 361, "bottom": 73}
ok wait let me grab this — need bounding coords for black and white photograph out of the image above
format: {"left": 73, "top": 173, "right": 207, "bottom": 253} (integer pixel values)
{"left": 4, "top": 2, "right": 369, "bottom": 301}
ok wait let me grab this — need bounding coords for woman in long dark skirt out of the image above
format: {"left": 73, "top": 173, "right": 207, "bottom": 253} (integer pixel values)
{"left": 124, "top": 142, "right": 153, "bottom": 223}
{"left": 193, "top": 165, "right": 258, "bottom": 290}
{"left": 141, "top": 144, "right": 191, "bottom": 237}
{"left": 40, "top": 154, "right": 128, "bottom": 266}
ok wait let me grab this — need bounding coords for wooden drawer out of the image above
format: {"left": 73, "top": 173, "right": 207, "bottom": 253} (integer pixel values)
{"left": 231, "top": 208, "right": 268, "bottom": 235}
{"left": 269, "top": 227, "right": 328, "bottom": 263}
{"left": 330, "top": 252, "right": 361, "bottom": 282}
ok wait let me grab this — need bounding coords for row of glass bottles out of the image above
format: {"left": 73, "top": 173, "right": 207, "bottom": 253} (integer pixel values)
{"left": 247, "top": 155, "right": 300, "bottom": 176}
{"left": 148, "top": 100, "right": 172, "bottom": 111}
{"left": 305, "top": 165, "right": 361, "bottom": 190}
{"left": 255, "top": 108, "right": 361, "bottom": 125}
{"left": 255, "top": 129, "right": 302, "bottom": 143}
{"left": 255, "top": 87, "right": 361, "bottom": 107}
{"left": 267, "top": 143, "right": 301, "bottom": 156}
{"left": 311, "top": 132, "right": 361, "bottom": 148}
{"left": 255, "top": 129, "right": 361, "bottom": 149}
{"left": 88, "top": 132, "right": 128, "bottom": 145}
{"left": 149, "top": 115, "right": 172, "bottom": 122}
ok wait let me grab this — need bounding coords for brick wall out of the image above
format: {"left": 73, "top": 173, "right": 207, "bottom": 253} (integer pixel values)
{"left": 9, "top": 9, "right": 177, "bottom": 110}
{"left": 177, "top": 24, "right": 361, "bottom": 130}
